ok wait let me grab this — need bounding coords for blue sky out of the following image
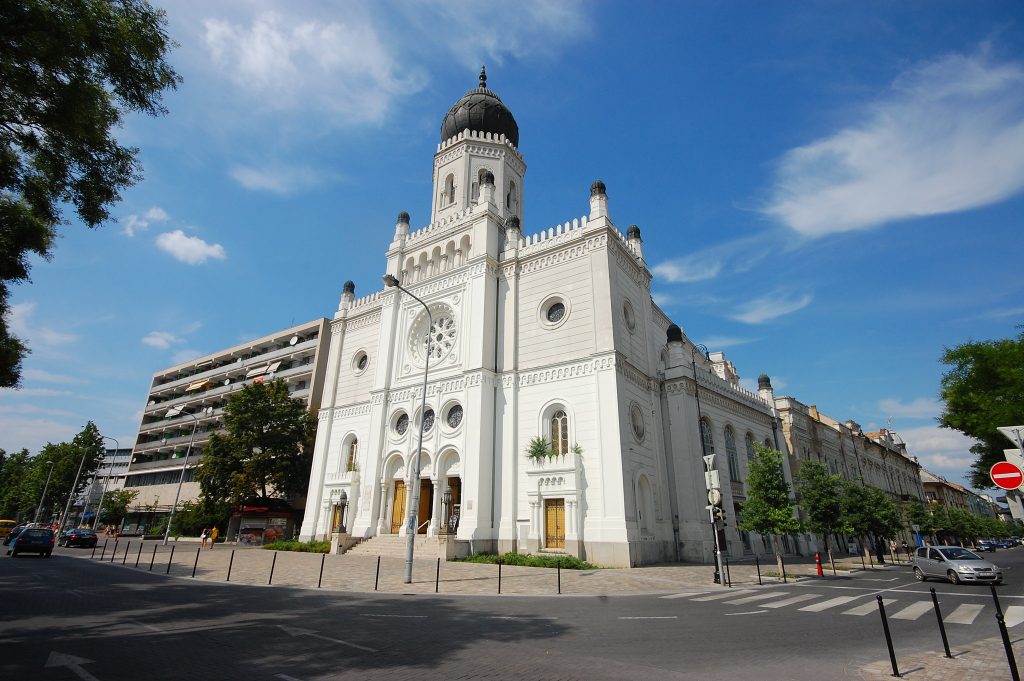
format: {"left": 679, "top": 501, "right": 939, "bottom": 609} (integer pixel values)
{"left": 3, "top": 1, "right": 1023, "bottom": 491}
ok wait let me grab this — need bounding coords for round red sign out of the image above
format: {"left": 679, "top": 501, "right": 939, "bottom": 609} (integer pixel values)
{"left": 990, "top": 461, "right": 1024, "bottom": 490}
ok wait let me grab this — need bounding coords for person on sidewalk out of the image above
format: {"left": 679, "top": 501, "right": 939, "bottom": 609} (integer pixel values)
{"left": 209, "top": 526, "right": 219, "bottom": 548}
{"left": 200, "top": 528, "right": 208, "bottom": 549}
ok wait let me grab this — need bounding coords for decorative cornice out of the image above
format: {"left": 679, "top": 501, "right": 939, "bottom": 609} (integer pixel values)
{"left": 615, "top": 354, "right": 657, "bottom": 391}
{"left": 347, "top": 310, "right": 381, "bottom": 331}
{"left": 517, "top": 353, "right": 617, "bottom": 387}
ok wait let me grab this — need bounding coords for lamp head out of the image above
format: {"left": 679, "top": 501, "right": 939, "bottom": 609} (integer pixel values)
{"left": 382, "top": 274, "right": 400, "bottom": 288}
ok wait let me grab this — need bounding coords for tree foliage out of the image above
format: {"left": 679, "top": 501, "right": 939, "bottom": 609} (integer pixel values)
{"left": 98, "top": 488, "right": 137, "bottom": 526}
{"left": 738, "top": 444, "right": 801, "bottom": 573}
{"left": 842, "top": 481, "right": 902, "bottom": 547}
{"left": 196, "top": 379, "right": 316, "bottom": 504}
{"left": 939, "top": 328, "right": 1024, "bottom": 488}
{"left": 795, "top": 460, "right": 844, "bottom": 552}
{"left": 0, "top": 0, "right": 180, "bottom": 386}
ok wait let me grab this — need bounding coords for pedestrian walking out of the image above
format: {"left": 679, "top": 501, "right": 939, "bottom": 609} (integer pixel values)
{"left": 209, "top": 526, "right": 219, "bottom": 548}
{"left": 200, "top": 527, "right": 208, "bottom": 549}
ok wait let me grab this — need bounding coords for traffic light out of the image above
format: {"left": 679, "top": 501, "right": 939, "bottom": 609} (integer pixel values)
{"left": 712, "top": 505, "right": 726, "bottom": 525}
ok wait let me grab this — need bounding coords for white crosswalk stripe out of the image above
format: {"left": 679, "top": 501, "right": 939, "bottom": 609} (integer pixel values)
{"left": 691, "top": 590, "right": 755, "bottom": 601}
{"left": 659, "top": 593, "right": 701, "bottom": 599}
{"left": 843, "top": 598, "right": 897, "bottom": 616}
{"left": 891, "top": 601, "right": 934, "bottom": 620}
{"left": 724, "top": 591, "right": 788, "bottom": 605}
{"left": 1003, "top": 606, "right": 1024, "bottom": 628}
{"left": 944, "top": 603, "right": 984, "bottom": 625}
{"left": 761, "top": 594, "right": 819, "bottom": 609}
{"left": 798, "top": 596, "right": 862, "bottom": 612}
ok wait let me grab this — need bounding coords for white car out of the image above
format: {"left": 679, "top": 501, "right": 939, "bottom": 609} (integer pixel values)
{"left": 913, "top": 546, "right": 1003, "bottom": 585}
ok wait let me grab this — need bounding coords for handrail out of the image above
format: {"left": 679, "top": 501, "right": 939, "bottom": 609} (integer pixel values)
{"left": 417, "top": 520, "right": 430, "bottom": 533}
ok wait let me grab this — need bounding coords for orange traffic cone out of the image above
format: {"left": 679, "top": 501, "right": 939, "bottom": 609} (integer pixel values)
{"left": 815, "top": 552, "right": 824, "bottom": 576}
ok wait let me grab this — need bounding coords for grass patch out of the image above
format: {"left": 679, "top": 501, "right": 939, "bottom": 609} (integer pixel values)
{"left": 456, "top": 551, "right": 598, "bottom": 570}
{"left": 261, "top": 539, "right": 331, "bottom": 553}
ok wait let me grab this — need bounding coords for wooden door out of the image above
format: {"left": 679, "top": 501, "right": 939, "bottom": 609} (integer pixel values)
{"left": 417, "top": 480, "right": 432, "bottom": 534}
{"left": 390, "top": 480, "right": 406, "bottom": 534}
{"left": 544, "top": 498, "right": 565, "bottom": 549}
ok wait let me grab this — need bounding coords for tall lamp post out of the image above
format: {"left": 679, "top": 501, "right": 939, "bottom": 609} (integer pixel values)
{"left": 33, "top": 461, "right": 55, "bottom": 524}
{"left": 163, "top": 405, "right": 211, "bottom": 545}
{"left": 691, "top": 342, "right": 722, "bottom": 584}
{"left": 92, "top": 436, "right": 119, "bottom": 529}
{"left": 383, "top": 273, "right": 432, "bottom": 584}
{"left": 59, "top": 440, "right": 93, "bottom": 532}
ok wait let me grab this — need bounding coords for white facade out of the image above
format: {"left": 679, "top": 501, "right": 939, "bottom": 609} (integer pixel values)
{"left": 301, "top": 75, "right": 789, "bottom": 567}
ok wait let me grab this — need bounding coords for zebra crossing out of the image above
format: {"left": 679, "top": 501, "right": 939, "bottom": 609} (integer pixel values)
{"left": 660, "top": 589, "right": 1024, "bottom": 627}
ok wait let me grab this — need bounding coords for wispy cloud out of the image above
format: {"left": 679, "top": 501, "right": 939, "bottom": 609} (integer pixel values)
{"left": 122, "top": 206, "right": 169, "bottom": 237}
{"left": 1, "top": 387, "right": 75, "bottom": 398}
{"left": 23, "top": 368, "right": 85, "bottom": 384}
{"left": 652, "top": 258, "right": 723, "bottom": 283}
{"left": 142, "top": 331, "right": 184, "bottom": 349}
{"left": 763, "top": 50, "right": 1024, "bottom": 236}
{"left": 701, "top": 335, "right": 758, "bottom": 350}
{"left": 172, "top": 348, "right": 205, "bottom": 364}
{"left": 8, "top": 302, "right": 77, "bottom": 347}
{"left": 230, "top": 164, "right": 334, "bottom": 194}
{"left": 900, "top": 424, "right": 976, "bottom": 476}
{"left": 879, "top": 397, "right": 942, "bottom": 420}
{"left": 729, "top": 290, "right": 813, "bottom": 324}
{"left": 155, "top": 230, "right": 227, "bottom": 265}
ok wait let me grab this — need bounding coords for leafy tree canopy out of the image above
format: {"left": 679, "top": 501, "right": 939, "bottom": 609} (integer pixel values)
{"left": 98, "top": 488, "right": 137, "bottom": 526}
{"left": 0, "top": 0, "right": 180, "bottom": 386}
{"left": 738, "top": 444, "right": 800, "bottom": 573}
{"left": 196, "top": 379, "right": 316, "bottom": 505}
{"left": 794, "top": 460, "right": 845, "bottom": 550}
{"left": 939, "top": 328, "right": 1024, "bottom": 488}
{"left": 842, "top": 481, "right": 902, "bottom": 541}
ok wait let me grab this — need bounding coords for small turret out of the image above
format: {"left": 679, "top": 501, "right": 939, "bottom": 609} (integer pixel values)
{"left": 589, "top": 179, "right": 609, "bottom": 220}
{"left": 666, "top": 324, "right": 684, "bottom": 367}
{"left": 757, "top": 373, "right": 774, "bottom": 405}
{"left": 339, "top": 280, "right": 356, "bottom": 311}
{"left": 479, "top": 170, "right": 496, "bottom": 207}
{"left": 626, "top": 224, "right": 643, "bottom": 260}
{"left": 394, "top": 211, "right": 410, "bottom": 243}
{"left": 505, "top": 214, "right": 521, "bottom": 250}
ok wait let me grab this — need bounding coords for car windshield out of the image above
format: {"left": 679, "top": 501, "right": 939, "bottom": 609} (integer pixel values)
{"left": 939, "top": 547, "right": 981, "bottom": 561}
{"left": 74, "top": 529, "right": 95, "bottom": 535}
{"left": 22, "top": 529, "right": 51, "bottom": 537}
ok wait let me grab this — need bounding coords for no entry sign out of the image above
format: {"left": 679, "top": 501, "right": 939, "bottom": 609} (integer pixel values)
{"left": 990, "top": 461, "right": 1024, "bottom": 490}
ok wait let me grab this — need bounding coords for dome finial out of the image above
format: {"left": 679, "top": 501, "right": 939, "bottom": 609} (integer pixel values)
{"left": 479, "top": 65, "right": 487, "bottom": 88}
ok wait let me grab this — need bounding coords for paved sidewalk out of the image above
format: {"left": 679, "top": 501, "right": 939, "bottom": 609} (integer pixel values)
{"left": 68, "top": 541, "right": 1021, "bottom": 680}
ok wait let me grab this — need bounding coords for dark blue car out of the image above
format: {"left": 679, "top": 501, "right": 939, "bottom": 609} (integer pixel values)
{"left": 7, "top": 527, "right": 55, "bottom": 557}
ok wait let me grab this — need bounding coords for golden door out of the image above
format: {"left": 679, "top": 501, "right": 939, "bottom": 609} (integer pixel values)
{"left": 544, "top": 498, "right": 565, "bottom": 549}
{"left": 417, "top": 479, "right": 432, "bottom": 534}
{"left": 391, "top": 480, "right": 406, "bottom": 534}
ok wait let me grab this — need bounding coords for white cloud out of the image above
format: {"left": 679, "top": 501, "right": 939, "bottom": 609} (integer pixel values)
{"left": 878, "top": 397, "right": 942, "bottom": 420}
{"left": 652, "top": 258, "right": 723, "bottom": 284}
{"left": 23, "top": 368, "right": 84, "bottom": 384}
{"left": 900, "top": 424, "right": 976, "bottom": 475}
{"left": 172, "top": 348, "right": 205, "bottom": 364}
{"left": 729, "top": 290, "right": 813, "bottom": 324}
{"left": 230, "top": 164, "right": 332, "bottom": 194}
{"left": 0, "top": 413, "right": 82, "bottom": 455}
{"left": 701, "top": 335, "right": 758, "bottom": 350}
{"left": 122, "top": 205, "right": 170, "bottom": 237}
{"left": 155, "top": 230, "right": 227, "bottom": 265}
{"left": 763, "top": 51, "right": 1024, "bottom": 236}
{"left": 142, "top": 331, "right": 184, "bottom": 349}
{"left": 7, "top": 301, "right": 77, "bottom": 347}
{"left": 651, "top": 292, "right": 675, "bottom": 309}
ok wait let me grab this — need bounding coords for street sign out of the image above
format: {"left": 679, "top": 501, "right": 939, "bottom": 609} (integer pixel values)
{"left": 704, "top": 470, "right": 720, "bottom": 491}
{"left": 990, "top": 461, "right": 1024, "bottom": 490}
{"left": 703, "top": 454, "right": 716, "bottom": 470}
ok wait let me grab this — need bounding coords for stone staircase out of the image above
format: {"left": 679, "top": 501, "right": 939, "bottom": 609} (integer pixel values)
{"left": 344, "top": 534, "right": 437, "bottom": 558}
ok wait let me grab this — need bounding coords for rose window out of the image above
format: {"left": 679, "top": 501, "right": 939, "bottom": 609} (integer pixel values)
{"left": 409, "top": 303, "right": 458, "bottom": 366}
{"left": 446, "top": 404, "right": 463, "bottom": 428}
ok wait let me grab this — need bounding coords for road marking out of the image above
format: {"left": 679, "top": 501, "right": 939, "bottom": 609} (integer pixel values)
{"left": 128, "top": 620, "right": 162, "bottom": 632}
{"left": 359, "top": 614, "right": 428, "bottom": 619}
{"left": 944, "top": 603, "right": 984, "bottom": 625}
{"left": 691, "top": 590, "right": 755, "bottom": 601}
{"left": 843, "top": 598, "right": 897, "bottom": 616}
{"left": 618, "top": 616, "right": 679, "bottom": 620}
{"left": 660, "top": 592, "right": 707, "bottom": 599}
{"left": 489, "top": 616, "right": 559, "bottom": 621}
{"left": 761, "top": 594, "right": 819, "bottom": 609}
{"left": 799, "top": 596, "right": 862, "bottom": 612}
{"left": 1004, "top": 606, "right": 1024, "bottom": 628}
{"left": 45, "top": 652, "right": 101, "bottom": 681}
{"left": 724, "top": 591, "right": 787, "bottom": 605}
{"left": 276, "top": 676, "right": 304, "bottom": 681}
{"left": 278, "top": 625, "right": 377, "bottom": 653}
{"left": 724, "top": 610, "right": 767, "bottom": 616}
{"left": 891, "top": 601, "right": 933, "bottom": 620}
{"left": 861, "top": 578, "right": 900, "bottom": 582}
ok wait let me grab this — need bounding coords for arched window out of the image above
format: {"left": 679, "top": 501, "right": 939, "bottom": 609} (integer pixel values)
{"left": 550, "top": 410, "right": 569, "bottom": 456}
{"left": 506, "top": 179, "right": 517, "bottom": 212}
{"left": 725, "top": 426, "right": 740, "bottom": 482}
{"left": 764, "top": 437, "right": 772, "bottom": 448}
{"left": 745, "top": 433, "right": 756, "bottom": 462}
{"left": 444, "top": 174, "right": 455, "bottom": 205}
{"left": 700, "top": 418, "right": 715, "bottom": 457}
{"left": 346, "top": 438, "right": 358, "bottom": 472}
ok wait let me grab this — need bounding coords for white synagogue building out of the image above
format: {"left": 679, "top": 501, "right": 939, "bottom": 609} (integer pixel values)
{"left": 299, "top": 70, "right": 787, "bottom": 567}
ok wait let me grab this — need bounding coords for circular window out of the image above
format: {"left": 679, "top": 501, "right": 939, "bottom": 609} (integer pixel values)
{"left": 395, "top": 413, "right": 409, "bottom": 436}
{"left": 630, "top": 403, "right": 646, "bottom": 441}
{"left": 539, "top": 295, "right": 570, "bottom": 329}
{"left": 446, "top": 404, "right": 464, "bottom": 428}
{"left": 409, "top": 303, "right": 458, "bottom": 367}
{"left": 352, "top": 351, "right": 369, "bottom": 374}
{"left": 623, "top": 300, "right": 636, "bottom": 332}
{"left": 421, "top": 409, "right": 435, "bottom": 433}
{"left": 547, "top": 302, "right": 565, "bottom": 323}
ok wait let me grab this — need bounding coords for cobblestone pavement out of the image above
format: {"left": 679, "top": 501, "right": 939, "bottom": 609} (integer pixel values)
{"left": 68, "top": 541, "right": 1022, "bottom": 680}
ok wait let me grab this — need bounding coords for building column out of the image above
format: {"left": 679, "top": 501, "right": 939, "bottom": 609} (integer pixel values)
{"left": 429, "top": 479, "right": 442, "bottom": 535}
{"left": 376, "top": 481, "right": 389, "bottom": 535}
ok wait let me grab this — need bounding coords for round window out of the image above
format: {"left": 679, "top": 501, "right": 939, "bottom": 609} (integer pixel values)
{"left": 352, "top": 351, "right": 369, "bottom": 373}
{"left": 623, "top": 300, "right": 636, "bottom": 331}
{"left": 409, "top": 303, "right": 458, "bottom": 367}
{"left": 446, "top": 404, "right": 464, "bottom": 428}
{"left": 630, "top": 404, "right": 645, "bottom": 441}
{"left": 395, "top": 413, "right": 409, "bottom": 436}
{"left": 422, "top": 409, "right": 435, "bottom": 433}
{"left": 546, "top": 302, "right": 565, "bottom": 323}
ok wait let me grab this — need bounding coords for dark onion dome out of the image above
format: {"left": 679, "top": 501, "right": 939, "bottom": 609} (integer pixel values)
{"left": 758, "top": 373, "right": 772, "bottom": 390}
{"left": 481, "top": 170, "right": 495, "bottom": 185}
{"left": 505, "top": 215, "right": 521, "bottom": 230}
{"left": 627, "top": 224, "right": 641, "bottom": 240}
{"left": 342, "top": 280, "right": 356, "bottom": 295}
{"left": 666, "top": 324, "right": 683, "bottom": 343}
{"left": 440, "top": 66, "right": 519, "bottom": 147}
{"left": 590, "top": 179, "right": 607, "bottom": 196}
{"left": 397, "top": 211, "right": 410, "bottom": 224}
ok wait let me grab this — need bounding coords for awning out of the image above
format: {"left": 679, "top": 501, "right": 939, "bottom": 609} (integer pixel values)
{"left": 267, "top": 361, "right": 282, "bottom": 374}
{"left": 245, "top": 365, "right": 269, "bottom": 379}
{"left": 186, "top": 380, "right": 211, "bottom": 392}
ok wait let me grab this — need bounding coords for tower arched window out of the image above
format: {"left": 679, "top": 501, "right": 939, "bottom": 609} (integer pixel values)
{"left": 550, "top": 409, "right": 569, "bottom": 456}
{"left": 444, "top": 174, "right": 455, "bottom": 205}
{"left": 346, "top": 437, "right": 358, "bottom": 472}
{"left": 700, "top": 418, "right": 715, "bottom": 457}
{"left": 725, "top": 426, "right": 740, "bottom": 482}
{"left": 745, "top": 433, "right": 756, "bottom": 462}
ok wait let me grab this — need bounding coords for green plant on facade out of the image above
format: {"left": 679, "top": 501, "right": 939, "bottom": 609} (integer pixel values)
{"left": 572, "top": 442, "right": 583, "bottom": 457}
{"left": 346, "top": 459, "right": 358, "bottom": 473}
{"left": 527, "top": 436, "right": 553, "bottom": 461}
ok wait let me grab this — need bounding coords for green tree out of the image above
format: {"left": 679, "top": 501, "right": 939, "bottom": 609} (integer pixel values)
{"left": 795, "top": 460, "right": 845, "bottom": 556}
{"left": 842, "top": 482, "right": 902, "bottom": 561}
{"left": 738, "top": 444, "right": 801, "bottom": 576}
{"left": 902, "top": 498, "right": 934, "bottom": 537}
{"left": 98, "top": 488, "right": 137, "bottom": 526}
{"left": 0, "top": 447, "right": 33, "bottom": 518}
{"left": 0, "top": 0, "right": 180, "bottom": 386}
{"left": 196, "top": 379, "right": 316, "bottom": 505}
{"left": 939, "top": 328, "right": 1024, "bottom": 488}
{"left": 38, "top": 422, "right": 105, "bottom": 526}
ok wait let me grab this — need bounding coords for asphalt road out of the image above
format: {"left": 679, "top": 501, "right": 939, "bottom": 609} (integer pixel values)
{"left": 2, "top": 545, "right": 1022, "bottom": 680}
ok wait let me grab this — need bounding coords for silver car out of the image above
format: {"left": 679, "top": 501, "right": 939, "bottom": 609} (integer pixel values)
{"left": 912, "top": 546, "right": 1004, "bottom": 585}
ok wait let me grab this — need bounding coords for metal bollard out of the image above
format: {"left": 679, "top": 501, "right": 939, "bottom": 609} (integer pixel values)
{"left": 99, "top": 539, "right": 108, "bottom": 561}
{"left": 318, "top": 553, "right": 326, "bottom": 589}
{"left": 991, "top": 584, "right": 1005, "bottom": 617}
{"left": 374, "top": 556, "right": 380, "bottom": 591}
{"left": 135, "top": 542, "right": 144, "bottom": 568}
{"left": 149, "top": 544, "right": 157, "bottom": 571}
{"left": 165, "top": 545, "right": 175, "bottom": 575}
{"left": 860, "top": 551, "right": 866, "bottom": 571}
{"left": 557, "top": 560, "right": 561, "bottom": 595}
{"left": 780, "top": 554, "right": 787, "bottom": 584}
{"left": 122, "top": 541, "right": 131, "bottom": 565}
{"left": 929, "top": 588, "right": 952, "bottom": 659}
{"left": 436, "top": 557, "right": 440, "bottom": 594}
{"left": 876, "top": 595, "right": 901, "bottom": 677}
{"left": 498, "top": 559, "right": 502, "bottom": 595}
{"left": 724, "top": 556, "right": 731, "bottom": 587}
{"left": 996, "top": 609, "right": 1021, "bottom": 681}
{"left": 90, "top": 544, "right": 97, "bottom": 560}
{"left": 192, "top": 547, "right": 201, "bottom": 578}
{"left": 268, "top": 551, "right": 277, "bottom": 585}
{"left": 226, "top": 549, "right": 235, "bottom": 582}
{"left": 756, "top": 556, "right": 762, "bottom": 586}
{"left": 829, "top": 552, "right": 837, "bottom": 576}
{"left": 110, "top": 539, "right": 119, "bottom": 562}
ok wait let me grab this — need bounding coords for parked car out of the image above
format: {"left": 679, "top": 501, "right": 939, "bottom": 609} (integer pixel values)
{"left": 974, "top": 540, "right": 996, "bottom": 552}
{"left": 7, "top": 527, "right": 56, "bottom": 557}
{"left": 913, "top": 546, "right": 1003, "bottom": 585}
{"left": 2, "top": 524, "right": 27, "bottom": 546}
{"left": 993, "top": 539, "right": 1013, "bottom": 549}
{"left": 58, "top": 528, "right": 98, "bottom": 548}
{"left": 0, "top": 519, "right": 17, "bottom": 540}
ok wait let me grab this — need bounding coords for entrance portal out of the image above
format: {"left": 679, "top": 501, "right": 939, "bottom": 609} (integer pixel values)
{"left": 417, "top": 479, "right": 432, "bottom": 534}
{"left": 545, "top": 498, "right": 565, "bottom": 549}
{"left": 390, "top": 480, "right": 406, "bottom": 534}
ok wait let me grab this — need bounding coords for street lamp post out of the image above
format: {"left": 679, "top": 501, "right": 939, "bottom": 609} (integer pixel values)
{"left": 92, "top": 436, "right": 119, "bottom": 530}
{"left": 383, "top": 273, "right": 432, "bottom": 584}
{"left": 33, "top": 461, "right": 55, "bottom": 525}
{"left": 691, "top": 342, "right": 723, "bottom": 584}
{"left": 59, "top": 441, "right": 92, "bottom": 532}
{"left": 163, "top": 405, "right": 211, "bottom": 545}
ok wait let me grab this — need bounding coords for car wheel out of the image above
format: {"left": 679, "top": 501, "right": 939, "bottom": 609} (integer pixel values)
{"left": 948, "top": 570, "right": 961, "bottom": 585}
{"left": 44, "top": 552, "right": 51, "bottom": 558}
{"left": 913, "top": 567, "right": 927, "bottom": 582}
{"left": 10, "top": 550, "right": 17, "bottom": 558}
